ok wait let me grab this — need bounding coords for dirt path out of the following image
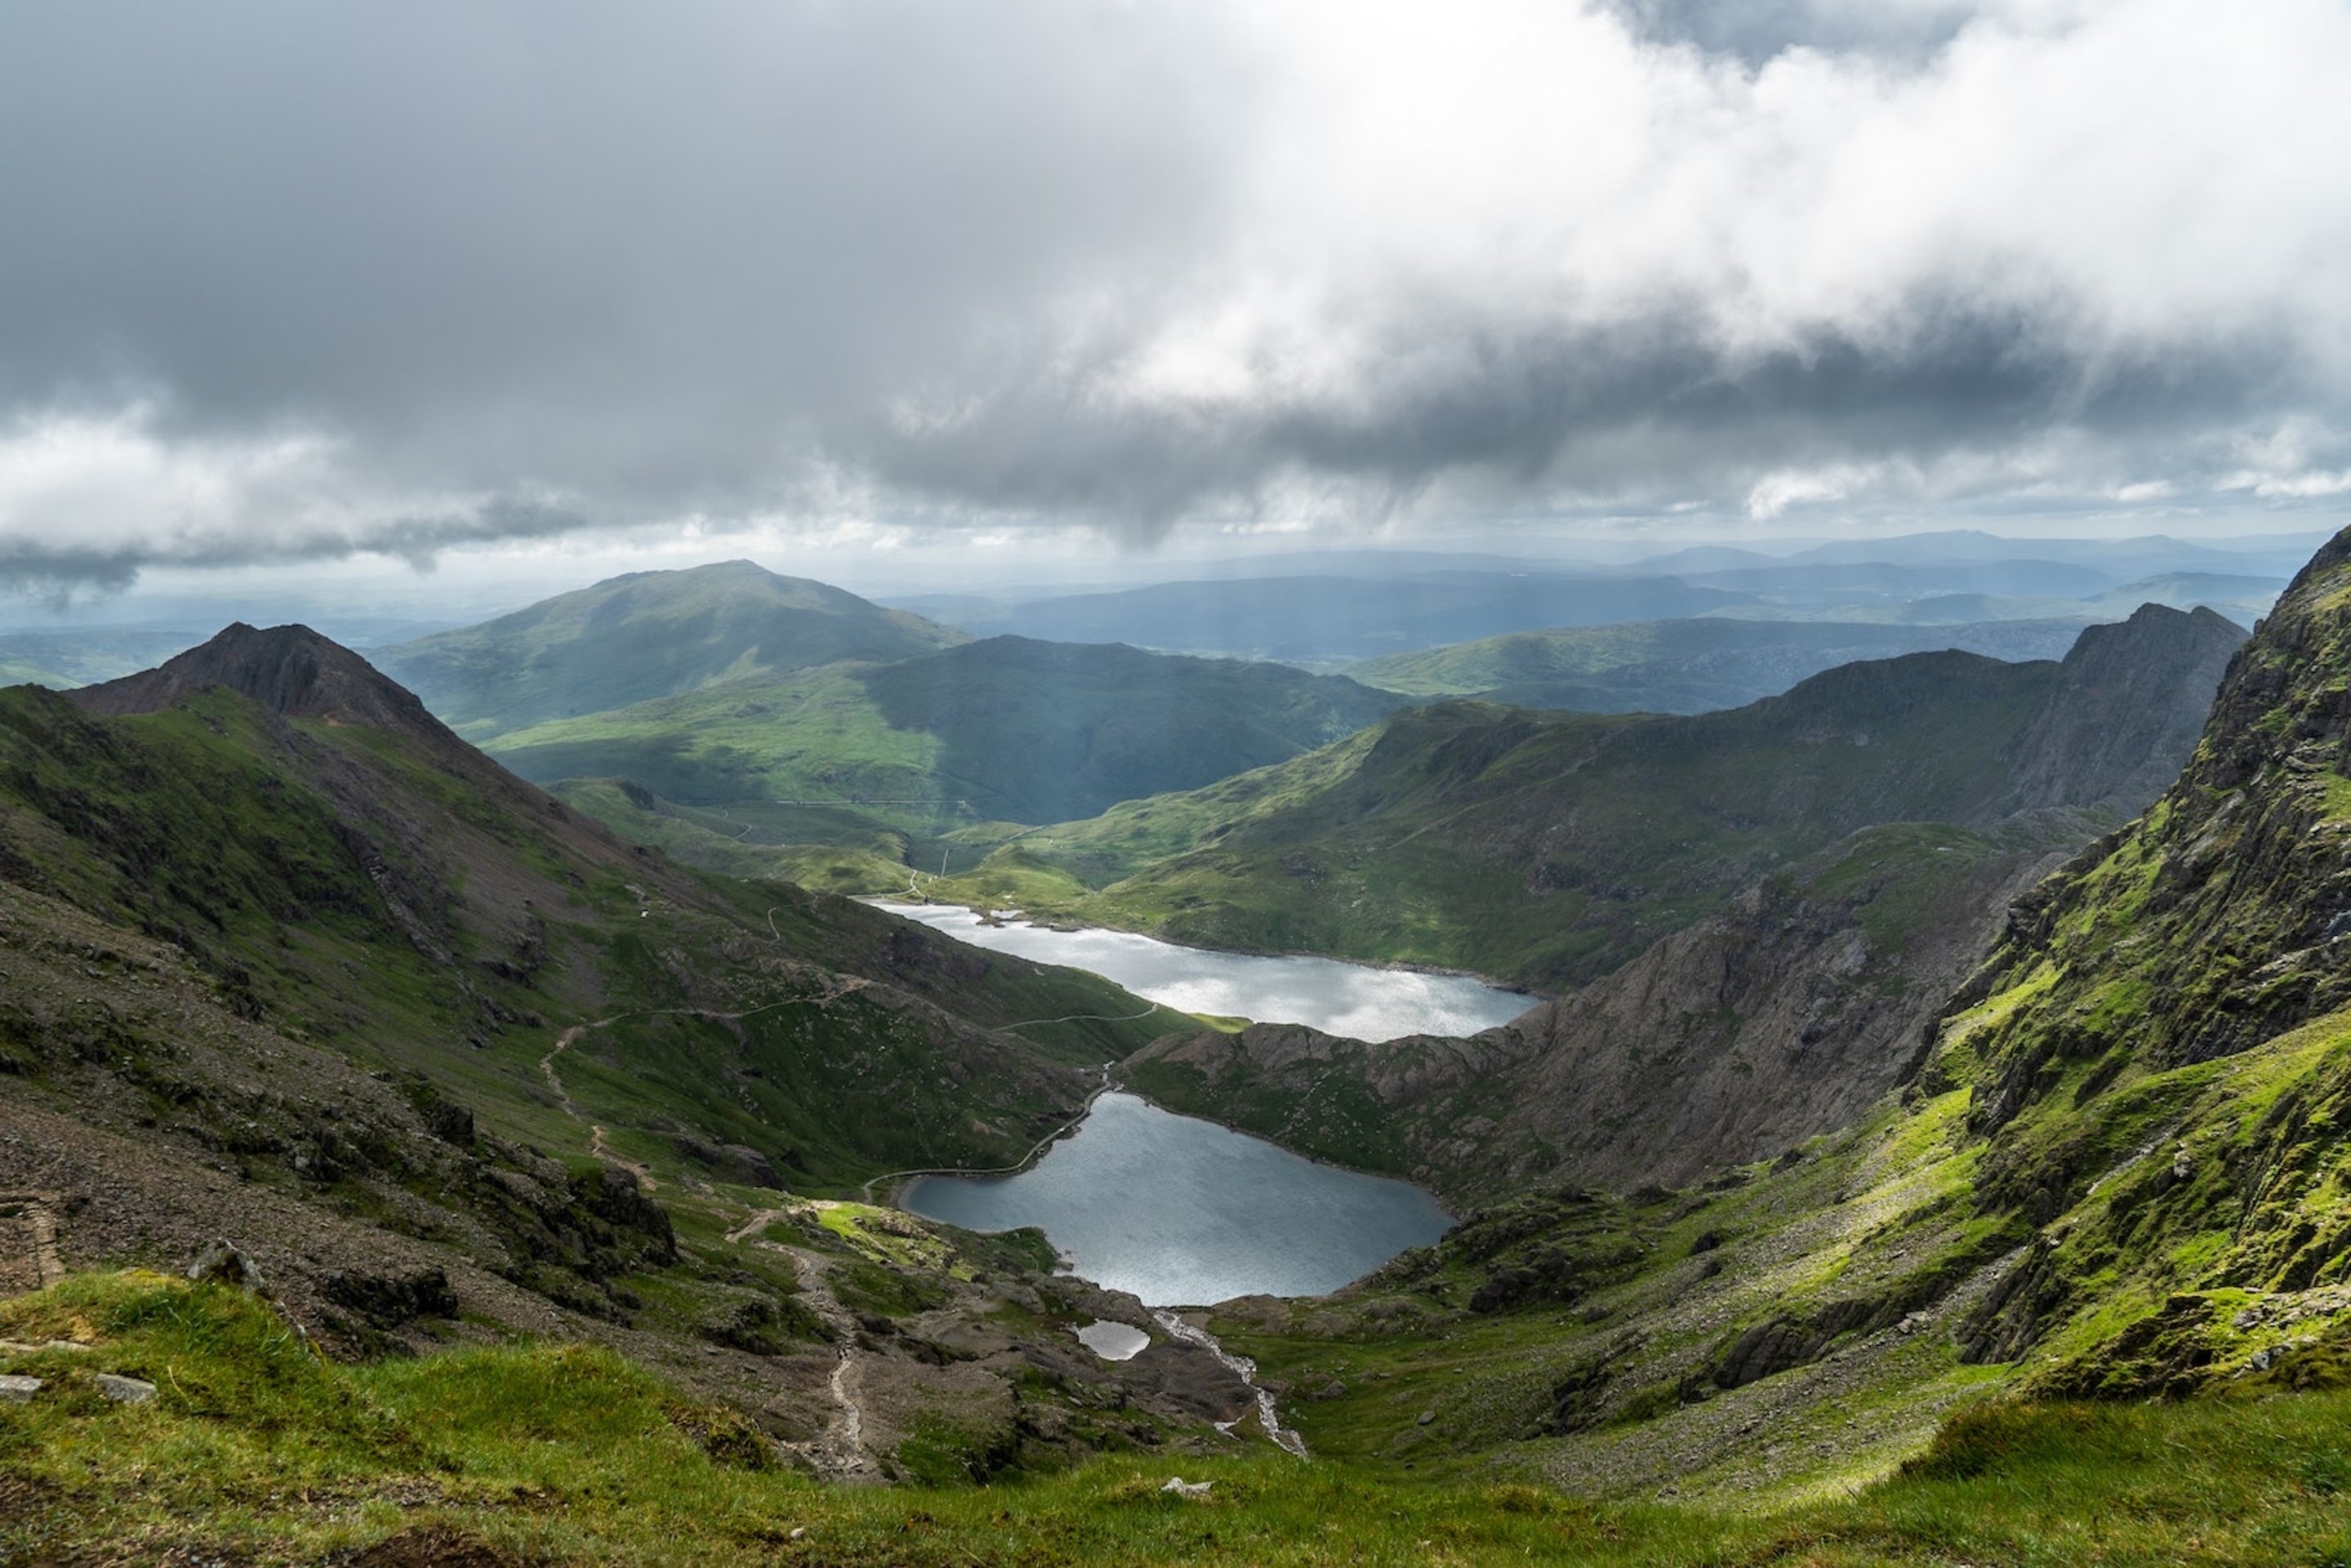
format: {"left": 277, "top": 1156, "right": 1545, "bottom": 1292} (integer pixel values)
{"left": 535, "top": 981, "right": 878, "bottom": 1189}
{"left": 537, "top": 1027, "right": 658, "bottom": 1191}
{"left": 771, "top": 1246, "right": 883, "bottom": 1482}
{"left": 724, "top": 1206, "right": 798, "bottom": 1245}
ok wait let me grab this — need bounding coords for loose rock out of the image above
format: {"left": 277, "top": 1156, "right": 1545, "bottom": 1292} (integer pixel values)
{"left": 95, "top": 1373, "right": 157, "bottom": 1404}
{"left": 0, "top": 1376, "right": 41, "bottom": 1401}
{"left": 187, "top": 1240, "right": 266, "bottom": 1293}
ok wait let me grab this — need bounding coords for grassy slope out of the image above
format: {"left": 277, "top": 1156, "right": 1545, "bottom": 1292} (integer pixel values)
{"left": 488, "top": 638, "right": 1408, "bottom": 828}
{"left": 375, "top": 560, "right": 967, "bottom": 742}
{"left": 550, "top": 777, "right": 921, "bottom": 895}
{"left": 8, "top": 1270, "right": 2350, "bottom": 1566}
{"left": 0, "top": 679, "right": 1190, "bottom": 1194}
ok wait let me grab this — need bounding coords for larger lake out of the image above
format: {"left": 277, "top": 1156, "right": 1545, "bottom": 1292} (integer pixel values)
{"left": 873, "top": 901, "right": 1532, "bottom": 1041}
{"left": 902, "top": 1093, "right": 1453, "bottom": 1304}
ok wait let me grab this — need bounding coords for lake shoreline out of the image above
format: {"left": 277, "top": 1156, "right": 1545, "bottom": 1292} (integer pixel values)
{"left": 879, "top": 1078, "right": 1457, "bottom": 1222}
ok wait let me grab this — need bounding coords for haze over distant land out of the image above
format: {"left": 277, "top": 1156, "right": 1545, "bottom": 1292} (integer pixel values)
{"left": 0, "top": 1, "right": 2346, "bottom": 611}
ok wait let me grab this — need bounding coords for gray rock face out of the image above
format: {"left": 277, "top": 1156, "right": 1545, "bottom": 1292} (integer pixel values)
{"left": 69, "top": 622, "right": 456, "bottom": 744}
{"left": 0, "top": 1375, "right": 41, "bottom": 1401}
{"left": 1993, "top": 604, "right": 2248, "bottom": 817}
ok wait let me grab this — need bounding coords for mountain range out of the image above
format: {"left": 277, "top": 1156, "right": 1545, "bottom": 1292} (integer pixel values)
{"left": 945, "top": 604, "right": 2247, "bottom": 988}
{"left": 17, "top": 532, "right": 2351, "bottom": 1560}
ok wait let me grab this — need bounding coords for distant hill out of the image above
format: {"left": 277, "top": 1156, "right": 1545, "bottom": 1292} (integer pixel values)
{"left": 949, "top": 605, "right": 2247, "bottom": 988}
{"left": 1347, "top": 617, "right": 2093, "bottom": 711}
{"left": 374, "top": 559, "right": 967, "bottom": 740}
{"left": 0, "top": 628, "right": 204, "bottom": 689}
{"left": 904, "top": 572, "right": 1762, "bottom": 664}
{"left": 486, "top": 635, "right": 1410, "bottom": 826}
{"left": 891, "top": 539, "right": 2295, "bottom": 665}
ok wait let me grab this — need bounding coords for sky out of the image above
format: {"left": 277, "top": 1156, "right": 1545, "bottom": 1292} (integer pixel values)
{"left": 2, "top": 0, "right": 2348, "bottom": 612}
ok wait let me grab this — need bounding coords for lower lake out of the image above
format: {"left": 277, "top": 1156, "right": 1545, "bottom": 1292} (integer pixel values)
{"left": 872, "top": 901, "right": 1532, "bottom": 1041}
{"left": 901, "top": 1092, "right": 1453, "bottom": 1305}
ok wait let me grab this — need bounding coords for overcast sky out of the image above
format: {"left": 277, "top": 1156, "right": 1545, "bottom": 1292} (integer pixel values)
{"left": 2, "top": 0, "right": 2348, "bottom": 600}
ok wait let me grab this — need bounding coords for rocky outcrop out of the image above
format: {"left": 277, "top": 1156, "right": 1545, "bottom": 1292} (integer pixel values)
{"left": 1965, "top": 528, "right": 2351, "bottom": 1102}
{"left": 1080, "top": 601, "right": 2243, "bottom": 991}
{"left": 1993, "top": 604, "right": 2248, "bottom": 817}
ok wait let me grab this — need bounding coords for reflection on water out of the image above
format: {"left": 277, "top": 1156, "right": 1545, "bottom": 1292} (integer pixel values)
{"left": 902, "top": 1093, "right": 1452, "bottom": 1306}
{"left": 1072, "top": 1321, "right": 1151, "bottom": 1361}
{"left": 874, "top": 901, "right": 1530, "bottom": 1041}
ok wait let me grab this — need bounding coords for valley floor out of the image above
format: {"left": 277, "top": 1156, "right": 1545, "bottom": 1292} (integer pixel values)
{"left": 4, "top": 1271, "right": 2348, "bottom": 1566}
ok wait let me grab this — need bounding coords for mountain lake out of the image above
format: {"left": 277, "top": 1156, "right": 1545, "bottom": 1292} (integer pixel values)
{"left": 901, "top": 1092, "right": 1454, "bottom": 1305}
{"left": 873, "top": 905, "right": 1508, "bottom": 1303}
{"left": 870, "top": 900, "right": 1534, "bottom": 1041}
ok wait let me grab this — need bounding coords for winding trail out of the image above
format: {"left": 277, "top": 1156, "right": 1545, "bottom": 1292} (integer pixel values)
{"left": 536, "top": 983, "right": 875, "bottom": 1186}
{"left": 773, "top": 1245, "right": 884, "bottom": 1482}
{"left": 537, "top": 1026, "right": 657, "bottom": 1190}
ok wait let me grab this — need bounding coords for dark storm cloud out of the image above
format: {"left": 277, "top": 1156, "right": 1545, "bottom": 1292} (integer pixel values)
{"left": 0, "top": 2, "right": 1239, "bottom": 489}
{"left": 863, "top": 290, "right": 2317, "bottom": 527}
{"left": 1599, "top": 0, "right": 1980, "bottom": 67}
{"left": 0, "top": 0, "right": 2345, "bottom": 585}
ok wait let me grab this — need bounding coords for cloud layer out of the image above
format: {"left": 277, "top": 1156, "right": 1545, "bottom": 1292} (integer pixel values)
{"left": 1, "top": 0, "right": 2346, "bottom": 584}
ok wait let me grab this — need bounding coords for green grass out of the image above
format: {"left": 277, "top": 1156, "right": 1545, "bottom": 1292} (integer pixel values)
{"left": 9, "top": 1271, "right": 2351, "bottom": 1566}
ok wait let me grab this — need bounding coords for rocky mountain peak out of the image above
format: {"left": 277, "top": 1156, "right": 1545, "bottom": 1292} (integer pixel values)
{"left": 67, "top": 622, "right": 458, "bottom": 746}
{"left": 1992, "top": 601, "right": 2246, "bottom": 816}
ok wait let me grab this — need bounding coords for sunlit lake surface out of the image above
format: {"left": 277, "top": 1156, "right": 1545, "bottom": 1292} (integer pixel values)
{"left": 872, "top": 901, "right": 1531, "bottom": 1040}
{"left": 901, "top": 1093, "right": 1454, "bottom": 1305}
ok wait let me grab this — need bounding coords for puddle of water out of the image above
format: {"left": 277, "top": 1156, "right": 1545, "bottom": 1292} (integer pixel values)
{"left": 1073, "top": 1321, "right": 1151, "bottom": 1361}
